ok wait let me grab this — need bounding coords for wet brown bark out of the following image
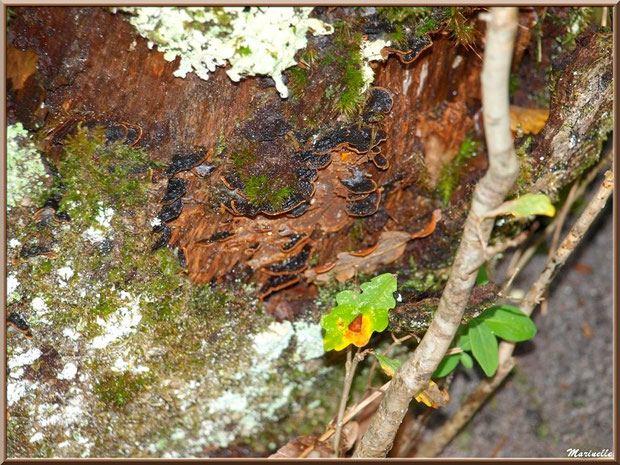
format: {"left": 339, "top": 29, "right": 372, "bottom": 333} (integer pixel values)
{"left": 7, "top": 7, "right": 612, "bottom": 309}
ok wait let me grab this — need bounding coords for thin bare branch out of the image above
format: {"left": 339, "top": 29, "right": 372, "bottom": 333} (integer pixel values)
{"left": 353, "top": 7, "right": 520, "bottom": 457}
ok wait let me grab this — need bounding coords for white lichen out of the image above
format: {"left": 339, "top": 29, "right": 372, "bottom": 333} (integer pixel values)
{"left": 252, "top": 320, "right": 294, "bottom": 360}
{"left": 89, "top": 297, "right": 142, "bottom": 349}
{"left": 58, "top": 363, "right": 78, "bottom": 380}
{"left": 62, "top": 328, "right": 81, "bottom": 341}
{"left": 116, "top": 7, "right": 333, "bottom": 98}
{"left": 82, "top": 203, "right": 115, "bottom": 244}
{"left": 359, "top": 37, "right": 391, "bottom": 92}
{"left": 111, "top": 355, "right": 150, "bottom": 374}
{"left": 7, "top": 273, "right": 20, "bottom": 302}
{"left": 7, "top": 122, "right": 48, "bottom": 209}
{"left": 29, "top": 431, "right": 45, "bottom": 443}
{"left": 31, "top": 296, "right": 49, "bottom": 313}
{"left": 57, "top": 266, "right": 74, "bottom": 282}
{"left": 292, "top": 321, "right": 324, "bottom": 362}
{"left": 8, "top": 347, "right": 42, "bottom": 370}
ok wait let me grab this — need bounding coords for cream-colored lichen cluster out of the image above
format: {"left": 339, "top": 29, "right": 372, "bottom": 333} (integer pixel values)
{"left": 7, "top": 122, "right": 48, "bottom": 209}
{"left": 115, "top": 7, "right": 334, "bottom": 98}
{"left": 360, "top": 38, "right": 391, "bottom": 92}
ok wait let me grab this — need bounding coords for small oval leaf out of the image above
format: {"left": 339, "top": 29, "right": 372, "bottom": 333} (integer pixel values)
{"left": 433, "top": 353, "right": 460, "bottom": 378}
{"left": 478, "top": 305, "right": 537, "bottom": 342}
{"left": 459, "top": 351, "right": 474, "bottom": 368}
{"left": 469, "top": 321, "right": 498, "bottom": 377}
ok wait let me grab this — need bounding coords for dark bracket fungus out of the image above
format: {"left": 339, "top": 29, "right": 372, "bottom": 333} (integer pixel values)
{"left": 340, "top": 171, "right": 378, "bottom": 194}
{"left": 48, "top": 118, "right": 143, "bottom": 148}
{"left": 203, "top": 230, "right": 236, "bottom": 243}
{"left": 305, "top": 153, "right": 332, "bottom": 170}
{"left": 386, "top": 34, "right": 433, "bottom": 64}
{"left": 157, "top": 198, "right": 183, "bottom": 223}
{"left": 371, "top": 152, "right": 390, "bottom": 170}
{"left": 17, "top": 235, "right": 57, "bottom": 261}
{"left": 286, "top": 201, "right": 310, "bottom": 218}
{"left": 121, "top": 122, "right": 143, "bottom": 147}
{"left": 193, "top": 163, "right": 217, "bottom": 177}
{"left": 259, "top": 274, "right": 301, "bottom": 300}
{"left": 280, "top": 233, "right": 308, "bottom": 252}
{"left": 166, "top": 148, "right": 209, "bottom": 176}
{"left": 296, "top": 166, "right": 318, "bottom": 182}
{"left": 6, "top": 313, "right": 33, "bottom": 339}
{"left": 104, "top": 123, "right": 128, "bottom": 144}
{"left": 363, "top": 87, "right": 394, "bottom": 121}
{"left": 262, "top": 243, "right": 313, "bottom": 276}
{"left": 220, "top": 138, "right": 325, "bottom": 217}
{"left": 161, "top": 177, "right": 187, "bottom": 205}
{"left": 34, "top": 194, "right": 71, "bottom": 224}
{"left": 313, "top": 125, "right": 387, "bottom": 155}
{"left": 345, "top": 190, "right": 381, "bottom": 217}
{"left": 151, "top": 223, "right": 172, "bottom": 251}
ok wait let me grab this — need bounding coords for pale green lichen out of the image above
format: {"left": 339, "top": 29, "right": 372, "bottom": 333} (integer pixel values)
{"left": 116, "top": 7, "right": 334, "bottom": 98}
{"left": 359, "top": 37, "right": 391, "bottom": 92}
{"left": 7, "top": 122, "right": 48, "bottom": 209}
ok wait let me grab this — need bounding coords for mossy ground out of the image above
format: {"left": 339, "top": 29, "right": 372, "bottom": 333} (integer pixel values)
{"left": 6, "top": 125, "right": 334, "bottom": 458}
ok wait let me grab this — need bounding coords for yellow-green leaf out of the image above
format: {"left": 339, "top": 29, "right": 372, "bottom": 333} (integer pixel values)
{"left": 486, "top": 193, "right": 556, "bottom": 219}
{"left": 320, "top": 273, "right": 397, "bottom": 352}
{"left": 374, "top": 353, "right": 401, "bottom": 377}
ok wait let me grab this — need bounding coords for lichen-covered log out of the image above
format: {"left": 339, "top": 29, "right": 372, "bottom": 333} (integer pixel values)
{"left": 6, "top": 6, "right": 613, "bottom": 458}
{"left": 528, "top": 31, "right": 613, "bottom": 198}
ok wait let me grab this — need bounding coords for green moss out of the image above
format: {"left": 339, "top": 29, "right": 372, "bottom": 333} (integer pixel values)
{"left": 513, "top": 136, "right": 535, "bottom": 195}
{"left": 321, "top": 23, "right": 367, "bottom": 120}
{"left": 401, "top": 262, "right": 446, "bottom": 293}
{"left": 376, "top": 6, "right": 434, "bottom": 24}
{"left": 348, "top": 219, "right": 364, "bottom": 249}
{"left": 53, "top": 125, "right": 152, "bottom": 223}
{"left": 436, "top": 134, "right": 480, "bottom": 206}
{"left": 231, "top": 146, "right": 256, "bottom": 168}
{"left": 244, "top": 175, "right": 293, "bottom": 208}
{"left": 95, "top": 372, "right": 151, "bottom": 409}
{"left": 444, "top": 7, "right": 479, "bottom": 49}
{"left": 287, "top": 66, "right": 309, "bottom": 99}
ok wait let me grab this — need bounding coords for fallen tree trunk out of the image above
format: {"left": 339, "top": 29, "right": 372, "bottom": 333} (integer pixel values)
{"left": 6, "top": 6, "right": 612, "bottom": 458}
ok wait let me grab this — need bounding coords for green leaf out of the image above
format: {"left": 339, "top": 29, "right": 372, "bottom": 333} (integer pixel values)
{"left": 469, "top": 321, "right": 499, "bottom": 377}
{"left": 459, "top": 351, "right": 474, "bottom": 368}
{"left": 457, "top": 330, "right": 470, "bottom": 351}
{"left": 320, "top": 273, "right": 397, "bottom": 352}
{"left": 433, "top": 353, "right": 460, "bottom": 378}
{"left": 476, "top": 265, "right": 489, "bottom": 286}
{"left": 375, "top": 353, "right": 402, "bottom": 377}
{"left": 487, "top": 193, "right": 556, "bottom": 219}
{"left": 478, "top": 305, "right": 537, "bottom": 342}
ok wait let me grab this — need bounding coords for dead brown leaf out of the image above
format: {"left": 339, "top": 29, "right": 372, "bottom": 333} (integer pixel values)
{"left": 305, "top": 210, "right": 441, "bottom": 283}
{"left": 269, "top": 421, "right": 359, "bottom": 458}
{"left": 415, "top": 381, "right": 450, "bottom": 409}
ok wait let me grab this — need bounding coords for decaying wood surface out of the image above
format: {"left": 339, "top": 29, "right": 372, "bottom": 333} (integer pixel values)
{"left": 7, "top": 7, "right": 612, "bottom": 307}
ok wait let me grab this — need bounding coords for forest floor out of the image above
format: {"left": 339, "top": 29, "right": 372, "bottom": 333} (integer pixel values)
{"left": 435, "top": 175, "right": 614, "bottom": 458}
